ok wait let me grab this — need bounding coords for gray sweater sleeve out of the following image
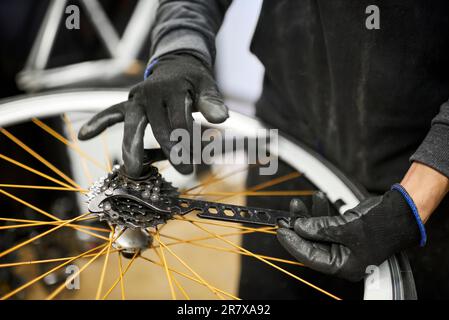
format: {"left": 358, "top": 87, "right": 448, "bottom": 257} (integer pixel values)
{"left": 410, "top": 100, "right": 449, "bottom": 178}
{"left": 149, "top": 0, "right": 233, "bottom": 67}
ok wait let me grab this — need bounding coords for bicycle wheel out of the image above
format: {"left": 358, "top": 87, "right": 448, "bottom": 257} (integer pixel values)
{"left": 0, "top": 89, "right": 416, "bottom": 300}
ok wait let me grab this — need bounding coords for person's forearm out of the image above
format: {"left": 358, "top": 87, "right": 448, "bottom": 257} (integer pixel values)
{"left": 150, "top": 0, "right": 232, "bottom": 66}
{"left": 401, "top": 162, "right": 449, "bottom": 223}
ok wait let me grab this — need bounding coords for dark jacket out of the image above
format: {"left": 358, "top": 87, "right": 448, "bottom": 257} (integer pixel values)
{"left": 149, "top": 0, "right": 449, "bottom": 192}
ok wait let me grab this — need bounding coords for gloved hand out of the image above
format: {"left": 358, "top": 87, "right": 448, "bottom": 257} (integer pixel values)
{"left": 277, "top": 186, "right": 423, "bottom": 281}
{"left": 78, "top": 53, "right": 229, "bottom": 178}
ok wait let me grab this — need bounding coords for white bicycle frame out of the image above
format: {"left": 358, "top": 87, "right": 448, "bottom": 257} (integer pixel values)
{"left": 16, "top": 0, "right": 158, "bottom": 91}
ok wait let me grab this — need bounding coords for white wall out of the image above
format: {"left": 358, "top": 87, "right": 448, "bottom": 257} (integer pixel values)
{"left": 215, "top": 0, "right": 265, "bottom": 115}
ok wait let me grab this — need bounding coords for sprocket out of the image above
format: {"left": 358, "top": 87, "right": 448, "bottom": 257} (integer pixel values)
{"left": 86, "top": 164, "right": 179, "bottom": 229}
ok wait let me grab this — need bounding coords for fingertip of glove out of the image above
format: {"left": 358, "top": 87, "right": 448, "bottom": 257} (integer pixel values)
{"left": 312, "top": 191, "right": 327, "bottom": 202}
{"left": 290, "top": 198, "right": 308, "bottom": 216}
{"left": 198, "top": 97, "right": 229, "bottom": 123}
{"left": 276, "top": 219, "right": 291, "bottom": 229}
{"left": 78, "top": 125, "right": 93, "bottom": 140}
{"left": 205, "top": 107, "right": 229, "bottom": 123}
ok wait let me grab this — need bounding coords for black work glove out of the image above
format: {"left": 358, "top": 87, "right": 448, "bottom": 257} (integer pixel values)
{"left": 78, "top": 53, "right": 229, "bottom": 178}
{"left": 277, "top": 188, "right": 422, "bottom": 281}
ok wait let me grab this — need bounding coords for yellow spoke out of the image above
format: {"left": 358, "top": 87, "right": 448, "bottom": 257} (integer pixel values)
{"left": 217, "top": 171, "right": 302, "bottom": 202}
{"left": 1, "top": 128, "right": 82, "bottom": 189}
{"left": 0, "top": 249, "right": 117, "bottom": 268}
{"left": 0, "top": 216, "right": 101, "bottom": 226}
{"left": 95, "top": 232, "right": 114, "bottom": 300}
{"left": 249, "top": 172, "right": 302, "bottom": 192}
{"left": 159, "top": 233, "right": 304, "bottom": 267}
{"left": 32, "top": 118, "right": 108, "bottom": 171}
{"left": 182, "top": 167, "right": 248, "bottom": 194}
{"left": 0, "top": 217, "right": 55, "bottom": 224}
{"left": 63, "top": 113, "right": 94, "bottom": 185}
{"left": 0, "top": 153, "right": 74, "bottom": 189}
{"left": 0, "top": 184, "right": 87, "bottom": 192}
{"left": 0, "top": 221, "right": 59, "bottom": 230}
{"left": 186, "top": 218, "right": 342, "bottom": 300}
{"left": 46, "top": 244, "right": 110, "bottom": 299}
{"left": 140, "top": 256, "right": 239, "bottom": 300}
{"left": 152, "top": 243, "right": 188, "bottom": 300}
{"left": 0, "top": 218, "right": 109, "bottom": 240}
{"left": 0, "top": 188, "right": 108, "bottom": 240}
{"left": 0, "top": 219, "right": 107, "bottom": 234}
{"left": 156, "top": 236, "right": 225, "bottom": 300}
{"left": 155, "top": 230, "right": 176, "bottom": 300}
{"left": 102, "top": 251, "right": 139, "bottom": 300}
{"left": 1, "top": 243, "right": 107, "bottom": 300}
{"left": 173, "top": 216, "right": 277, "bottom": 234}
{"left": 72, "top": 228, "right": 110, "bottom": 241}
{"left": 117, "top": 252, "right": 125, "bottom": 300}
{"left": 172, "top": 275, "right": 190, "bottom": 300}
{"left": 187, "top": 171, "right": 219, "bottom": 196}
{"left": 0, "top": 212, "right": 90, "bottom": 259}
{"left": 184, "top": 190, "right": 315, "bottom": 197}
{"left": 47, "top": 227, "right": 122, "bottom": 300}
{"left": 150, "top": 227, "right": 275, "bottom": 249}
{"left": 0, "top": 188, "right": 60, "bottom": 221}
{"left": 101, "top": 132, "right": 112, "bottom": 172}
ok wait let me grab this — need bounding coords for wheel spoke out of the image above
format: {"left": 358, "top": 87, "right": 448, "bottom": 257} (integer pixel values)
{"left": 0, "top": 220, "right": 108, "bottom": 233}
{"left": 0, "top": 249, "right": 117, "bottom": 269}
{"left": 0, "top": 128, "right": 82, "bottom": 189}
{"left": 216, "top": 171, "right": 302, "bottom": 202}
{"left": 117, "top": 252, "right": 125, "bottom": 300}
{"left": 155, "top": 230, "right": 177, "bottom": 300}
{"left": 47, "top": 228, "right": 125, "bottom": 300}
{"left": 102, "top": 251, "right": 139, "bottom": 300}
{"left": 173, "top": 216, "right": 277, "bottom": 234}
{"left": 95, "top": 231, "right": 114, "bottom": 299}
{"left": 32, "top": 118, "right": 108, "bottom": 171}
{"left": 185, "top": 217, "right": 342, "bottom": 300}
{"left": 0, "top": 188, "right": 108, "bottom": 240}
{"left": 62, "top": 113, "right": 94, "bottom": 185}
{"left": 150, "top": 227, "right": 275, "bottom": 249}
{"left": 0, "top": 216, "right": 109, "bottom": 233}
{"left": 46, "top": 245, "right": 110, "bottom": 299}
{"left": 184, "top": 190, "right": 315, "bottom": 197}
{"left": 0, "top": 184, "right": 87, "bottom": 192}
{"left": 101, "top": 132, "right": 112, "bottom": 172}
{"left": 1, "top": 243, "right": 107, "bottom": 300}
{"left": 158, "top": 232, "right": 304, "bottom": 266}
{"left": 0, "top": 188, "right": 60, "bottom": 221}
{"left": 0, "top": 153, "right": 74, "bottom": 189}
{"left": 0, "top": 212, "right": 91, "bottom": 259}
{"left": 172, "top": 275, "right": 190, "bottom": 300}
{"left": 155, "top": 236, "right": 225, "bottom": 300}
{"left": 181, "top": 166, "right": 248, "bottom": 195}
{"left": 140, "top": 255, "right": 239, "bottom": 300}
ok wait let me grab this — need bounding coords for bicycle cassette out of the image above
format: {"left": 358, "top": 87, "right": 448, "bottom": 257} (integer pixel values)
{"left": 86, "top": 149, "right": 296, "bottom": 229}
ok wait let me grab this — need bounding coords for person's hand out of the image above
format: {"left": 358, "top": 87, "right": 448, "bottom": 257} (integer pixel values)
{"left": 277, "top": 187, "right": 423, "bottom": 281}
{"left": 78, "top": 53, "right": 229, "bottom": 178}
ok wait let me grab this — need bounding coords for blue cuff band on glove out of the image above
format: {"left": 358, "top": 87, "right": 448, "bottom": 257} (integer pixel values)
{"left": 144, "top": 59, "right": 159, "bottom": 80}
{"left": 391, "top": 183, "right": 427, "bottom": 247}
